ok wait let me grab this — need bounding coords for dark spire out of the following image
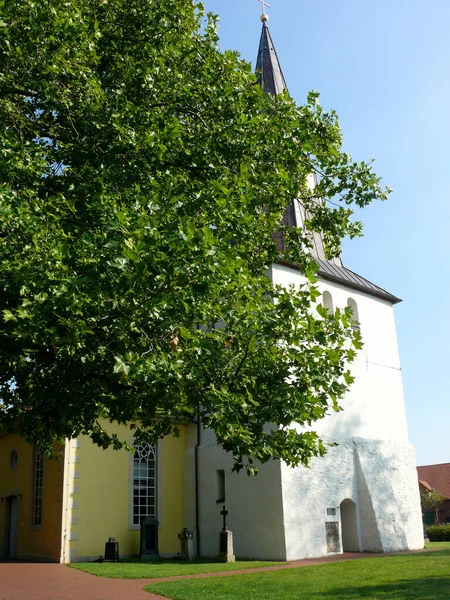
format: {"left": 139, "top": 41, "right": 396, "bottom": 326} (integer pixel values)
{"left": 255, "top": 10, "right": 400, "bottom": 303}
{"left": 256, "top": 21, "right": 287, "bottom": 96}
{"left": 255, "top": 15, "right": 342, "bottom": 267}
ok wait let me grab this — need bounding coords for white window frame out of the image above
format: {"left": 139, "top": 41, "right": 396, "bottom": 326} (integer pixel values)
{"left": 128, "top": 439, "right": 162, "bottom": 531}
{"left": 31, "top": 446, "right": 45, "bottom": 528}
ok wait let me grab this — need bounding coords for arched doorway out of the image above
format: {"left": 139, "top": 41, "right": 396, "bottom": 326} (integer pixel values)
{"left": 3, "top": 495, "right": 19, "bottom": 558}
{"left": 340, "top": 499, "right": 360, "bottom": 552}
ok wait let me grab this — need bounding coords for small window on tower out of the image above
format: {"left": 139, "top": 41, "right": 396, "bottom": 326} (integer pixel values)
{"left": 216, "top": 470, "right": 225, "bottom": 503}
{"left": 322, "top": 291, "right": 334, "bottom": 317}
{"left": 347, "top": 298, "right": 360, "bottom": 330}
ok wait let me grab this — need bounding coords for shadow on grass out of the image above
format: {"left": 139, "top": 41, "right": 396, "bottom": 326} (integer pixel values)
{"left": 319, "top": 576, "right": 450, "bottom": 599}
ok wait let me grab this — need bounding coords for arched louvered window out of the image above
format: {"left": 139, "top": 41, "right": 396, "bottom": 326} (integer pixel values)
{"left": 322, "top": 291, "right": 334, "bottom": 316}
{"left": 347, "top": 298, "right": 360, "bottom": 329}
{"left": 133, "top": 442, "right": 157, "bottom": 525}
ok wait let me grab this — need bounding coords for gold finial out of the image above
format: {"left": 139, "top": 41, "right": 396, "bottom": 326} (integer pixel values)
{"left": 258, "top": 0, "right": 270, "bottom": 22}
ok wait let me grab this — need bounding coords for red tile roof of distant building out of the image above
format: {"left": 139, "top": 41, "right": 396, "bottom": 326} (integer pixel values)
{"left": 417, "top": 463, "right": 450, "bottom": 498}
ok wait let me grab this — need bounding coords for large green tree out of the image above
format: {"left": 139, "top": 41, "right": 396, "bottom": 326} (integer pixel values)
{"left": 0, "top": 0, "right": 389, "bottom": 472}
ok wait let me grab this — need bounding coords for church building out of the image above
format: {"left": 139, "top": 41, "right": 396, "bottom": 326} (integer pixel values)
{"left": 0, "top": 11, "right": 424, "bottom": 562}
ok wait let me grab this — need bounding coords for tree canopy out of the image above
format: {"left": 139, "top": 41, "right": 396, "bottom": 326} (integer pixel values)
{"left": 421, "top": 489, "right": 447, "bottom": 524}
{"left": 0, "top": 0, "right": 389, "bottom": 472}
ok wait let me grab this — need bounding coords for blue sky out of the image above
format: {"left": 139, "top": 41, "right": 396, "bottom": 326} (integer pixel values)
{"left": 203, "top": 0, "right": 450, "bottom": 467}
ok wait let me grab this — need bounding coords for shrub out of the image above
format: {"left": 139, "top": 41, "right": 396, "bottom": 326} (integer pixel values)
{"left": 426, "top": 524, "right": 450, "bottom": 541}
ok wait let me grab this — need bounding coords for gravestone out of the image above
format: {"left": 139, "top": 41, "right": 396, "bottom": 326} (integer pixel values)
{"left": 140, "top": 517, "right": 159, "bottom": 559}
{"left": 104, "top": 537, "right": 119, "bottom": 562}
{"left": 218, "top": 505, "right": 235, "bottom": 563}
{"left": 178, "top": 528, "right": 195, "bottom": 560}
{"left": 325, "top": 521, "right": 340, "bottom": 553}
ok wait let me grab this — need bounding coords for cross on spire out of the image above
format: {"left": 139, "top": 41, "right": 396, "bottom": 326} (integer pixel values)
{"left": 258, "top": 0, "right": 270, "bottom": 22}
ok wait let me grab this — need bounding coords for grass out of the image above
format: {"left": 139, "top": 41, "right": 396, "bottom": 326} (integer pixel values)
{"left": 425, "top": 541, "right": 450, "bottom": 548}
{"left": 146, "top": 547, "right": 450, "bottom": 600}
{"left": 69, "top": 557, "right": 283, "bottom": 579}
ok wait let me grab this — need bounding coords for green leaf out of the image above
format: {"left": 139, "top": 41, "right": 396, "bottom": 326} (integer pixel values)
{"left": 113, "top": 356, "right": 130, "bottom": 376}
{"left": 107, "top": 257, "right": 128, "bottom": 270}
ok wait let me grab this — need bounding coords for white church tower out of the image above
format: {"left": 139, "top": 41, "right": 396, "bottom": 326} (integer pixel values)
{"left": 188, "top": 9, "right": 424, "bottom": 561}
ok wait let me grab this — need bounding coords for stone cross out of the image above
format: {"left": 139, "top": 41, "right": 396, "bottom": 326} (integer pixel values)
{"left": 258, "top": 0, "right": 271, "bottom": 15}
{"left": 220, "top": 505, "right": 229, "bottom": 531}
{"left": 218, "top": 504, "right": 235, "bottom": 563}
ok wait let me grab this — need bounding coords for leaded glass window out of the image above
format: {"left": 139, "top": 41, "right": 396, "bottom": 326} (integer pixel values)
{"left": 32, "top": 446, "right": 44, "bottom": 526}
{"left": 133, "top": 443, "right": 156, "bottom": 525}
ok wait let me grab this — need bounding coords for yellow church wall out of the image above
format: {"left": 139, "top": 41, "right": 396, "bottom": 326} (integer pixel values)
{"left": 68, "top": 423, "right": 186, "bottom": 560}
{"left": 159, "top": 429, "right": 186, "bottom": 552}
{"left": 0, "top": 434, "right": 63, "bottom": 561}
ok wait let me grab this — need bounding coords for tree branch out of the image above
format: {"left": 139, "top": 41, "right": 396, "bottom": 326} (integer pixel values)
{"left": 233, "top": 337, "right": 252, "bottom": 381}
{"left": 0, "top": 87, "right": 39, "bottom": 98}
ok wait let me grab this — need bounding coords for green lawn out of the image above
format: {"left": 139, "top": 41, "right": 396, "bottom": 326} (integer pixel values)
{"left": 69, "top": 558, "right": 282, "bottom": 579}
{"left": 425, "top": 541, "right": 450, "bottom": 549}
{"left": 146, "top": 548, "right": 450, "bottom": 600}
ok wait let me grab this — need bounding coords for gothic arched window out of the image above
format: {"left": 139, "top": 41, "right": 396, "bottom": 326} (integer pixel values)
{"left": 133, "top": 443, "right": 157, "bottom": 525}
{"left": 322, "top": 291, "right": 334, "bottom": 316}
{"left": 32, "top": 446, "right": 44, "bottom": 526}
{"left": 347, "top": 298, "right": 360, "bottom": 329}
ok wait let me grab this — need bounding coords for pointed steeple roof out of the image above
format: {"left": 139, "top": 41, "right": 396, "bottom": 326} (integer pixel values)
{"left": 256, "top": 16, "right": 401, "bottom": 304}
{"left": 255, "top": 18, "right": 338, "bottom": 267}
{"left": 256, "top": 22, "right": 287, "bottom": 96}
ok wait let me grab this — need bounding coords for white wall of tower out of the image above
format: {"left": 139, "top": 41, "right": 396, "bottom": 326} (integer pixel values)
{"left": 271, "top": 262, "right": 410, "bottom": 443}
{"left": 188, "top": 262, "right": 424, "bottom": 561}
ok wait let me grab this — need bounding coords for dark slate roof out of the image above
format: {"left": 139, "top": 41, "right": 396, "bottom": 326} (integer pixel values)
{"left": 276, "top": 257, "right": 401, "bottom": 304}
{"left": 255, "top": 22, "right": 287, "bottom": 96}
{"left": 281, "top": 196, "right": 342, "bottom": 268}
{"left": 314, "top": 258, "right": 402, "bottom": 304}
{"left": 255, "top": 21, "right": 401, "bottom": 305}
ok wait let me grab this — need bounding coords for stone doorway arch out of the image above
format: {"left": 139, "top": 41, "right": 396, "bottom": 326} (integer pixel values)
{"left": 340, "top": 499, "right": 360, "bottom": 552}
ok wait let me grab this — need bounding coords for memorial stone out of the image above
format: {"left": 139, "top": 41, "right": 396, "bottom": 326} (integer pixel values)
{"left": 178, "top": 528, "right": 195, "bottom": 560}
{"left": 104, "top": 537, "right": 119, "bottom": 562}
{"left": 325, "top": 521, "right": 340, "bottom": 553}
{"left": 218, "top": 505, "right": 235, "bottom": 563}
{"left": 140, "top": 517, "right": 159, "bottom": 559}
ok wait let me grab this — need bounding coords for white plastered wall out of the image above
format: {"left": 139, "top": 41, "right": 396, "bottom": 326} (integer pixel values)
{"left": 271, "top": 262, "right": 423, "bottom": 559}
{"left": 281, "top": 439, "right": 424, "bottom": 560}
{"left": 195, "top": 426, "right": 287, "bottom": 561}
{"left": 271, "top": 263, "right": 410, "bottom": 442}
{"left": 281, "top": 441, "right": 361, "bottom": 559}
{"left": 188, "top": 262, "right": 424, "bottom": 561}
